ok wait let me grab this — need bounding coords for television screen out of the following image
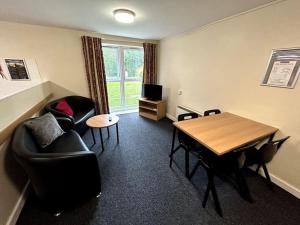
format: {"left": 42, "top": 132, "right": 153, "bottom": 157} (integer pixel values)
{"left": 142, "top": 84, "right": 162, "bottom": 101}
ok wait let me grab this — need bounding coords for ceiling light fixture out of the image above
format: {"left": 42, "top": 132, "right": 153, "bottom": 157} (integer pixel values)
{"left": 113, "top": 9, "right": 135, "bottom": 23}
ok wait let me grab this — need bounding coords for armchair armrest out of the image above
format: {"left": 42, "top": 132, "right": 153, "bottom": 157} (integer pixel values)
{"left": 26, "top": 151, "right": 101, "bottom": 210}
{"left": 46, "top": 108, "right": 75, "bottom": 122}
{"left": 67, "top": 96, "right": 95, "bottom": 113}
{"left": 56, "top": 117, "right": 74, "bottom": 132}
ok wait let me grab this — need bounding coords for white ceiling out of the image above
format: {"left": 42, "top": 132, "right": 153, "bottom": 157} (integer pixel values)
{"left": 0, "top": 0, "right": 275, "bottom": 40}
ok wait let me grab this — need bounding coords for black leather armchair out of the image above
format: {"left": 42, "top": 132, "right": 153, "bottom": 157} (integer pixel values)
{"left": 44, "top": 96, "right": 96, "bottom": 136}
{"left": 11, "top": 117, "right": 101, "bottom": 213}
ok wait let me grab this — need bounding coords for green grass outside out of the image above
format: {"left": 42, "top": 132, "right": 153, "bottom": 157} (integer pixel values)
{"left": 107, "top": 81, "right": 142, "bottom": 111}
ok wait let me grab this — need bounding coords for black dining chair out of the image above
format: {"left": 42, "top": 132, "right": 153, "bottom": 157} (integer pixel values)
{"left": 243, "top": 136, "right": 290, "bottom": 190}
{"left": 189, "top": 141, "right": 260, "bottom": 217}
{"left": 203, "top": 109, "right": 221, "bottom": 116}
{"left": 169, "top": 113, "right": 199, "bottom": 176}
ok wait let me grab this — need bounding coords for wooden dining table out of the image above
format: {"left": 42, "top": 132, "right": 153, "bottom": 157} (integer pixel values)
{"left": 172, "top": 112, "right": 278, "bottom": 156}
{"left": 170, "top": 112, "right": 278, "bottom": 200}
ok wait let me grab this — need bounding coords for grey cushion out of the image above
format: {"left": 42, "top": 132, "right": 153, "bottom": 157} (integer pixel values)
{"left": 25, "top": 113, "right": 64, "bottom": 148}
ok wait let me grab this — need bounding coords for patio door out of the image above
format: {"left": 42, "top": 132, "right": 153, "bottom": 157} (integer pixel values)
{"left": 103, "top": 45, "right": 144, "bottom": 112}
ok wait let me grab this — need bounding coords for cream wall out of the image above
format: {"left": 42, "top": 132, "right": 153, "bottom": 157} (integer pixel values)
{"left": 0, "top": 21, "right": 156, "bottom": 99}
{"left": 0, "top": 82, "right": 51, "bottom": 225}
{"left": 0, "top": 22, "right": 87, "bottom": 97}
{"left": 159, "top": 0, "right": 300, "bottom": 192}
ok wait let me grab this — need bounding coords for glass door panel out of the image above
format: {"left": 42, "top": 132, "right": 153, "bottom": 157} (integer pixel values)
{"left": 124, "top": 81, "right": 142, "bottom": 109}
{"left": 124, "top": 48, "right": 143, "bottom": 109}
{"left": 106, "top": 82, "right": 122, "bottom": 111}
{"left": 103, "top": 46, "right": 122, "bottom": 111}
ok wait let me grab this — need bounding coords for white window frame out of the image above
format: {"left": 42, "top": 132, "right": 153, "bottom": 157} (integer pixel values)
{"left": 103, "top": 44, "right": 143, "bottom": 111}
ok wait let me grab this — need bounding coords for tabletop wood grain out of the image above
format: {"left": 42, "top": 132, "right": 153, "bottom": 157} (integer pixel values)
{"left": 174, "top": 112, "right": 278, "bottom": 155}
{"left": 86, "top": 114, "right": 119, "bottom": 128}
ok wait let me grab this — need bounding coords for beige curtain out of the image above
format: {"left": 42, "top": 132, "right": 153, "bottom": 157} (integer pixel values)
{"left": 143, "top": 43, "right": 157, "bottom": 84}
{"left": 81, "top": 36, "right": 109, "bottom": 114}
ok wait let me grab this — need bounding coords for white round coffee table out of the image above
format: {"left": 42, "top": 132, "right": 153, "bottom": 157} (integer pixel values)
{"left": 86, "top": 114, "right": 119, "bottom": 152}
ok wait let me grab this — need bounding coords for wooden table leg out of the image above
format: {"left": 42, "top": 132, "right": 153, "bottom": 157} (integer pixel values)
{"left": 99, "top": 128, "right": 104, "bottom": 152}
{"left": 116, "top": 123, "right": 119, "bottom": 144}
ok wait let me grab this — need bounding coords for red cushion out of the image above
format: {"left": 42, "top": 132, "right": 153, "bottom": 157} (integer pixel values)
{"left": 55, "top": 100, "right": 74, "bottom": 116}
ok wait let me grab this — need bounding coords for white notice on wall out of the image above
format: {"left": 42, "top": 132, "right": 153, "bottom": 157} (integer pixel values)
{"left": 267, "top": 61, "right": 296, "bottom": 86}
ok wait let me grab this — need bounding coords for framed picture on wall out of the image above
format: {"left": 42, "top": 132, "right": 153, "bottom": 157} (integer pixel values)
{"left": 5, "top": 59, "right": 30, "bottom": 80}
{"left": 261, "top": 48, "right": 300, "bottom": 88}
{"left": 0, "top": 61, "right": 10, "bottom": 80}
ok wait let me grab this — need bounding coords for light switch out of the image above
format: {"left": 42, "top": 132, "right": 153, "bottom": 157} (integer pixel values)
{"left": 178, "top": 90, "right": 182, "bottom": 95}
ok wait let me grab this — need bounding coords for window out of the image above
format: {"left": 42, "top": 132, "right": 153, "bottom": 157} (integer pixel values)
{"left": 103, "top": 45, "right": 144, "bottom": 112}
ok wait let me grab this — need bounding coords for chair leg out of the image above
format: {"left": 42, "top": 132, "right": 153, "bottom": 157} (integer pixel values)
{"left": 185, "top": 148, "right": 190, "bottom": 178}
{"left": 202, "top": 170, "right": 223, "bottom": 217}
{"left": 169, "top": 127, "right": 177, "bottom": 167}
{"left": 262, "top": 164, "right": 273, "bottom": 190}
{"left": 202, "top": 181, "right": 210, "bottom": 208}
{"left": 189, "top": 161, "right": 201, "bottom": 180}
{"left": 234, "top": 170, "right": 244, "bottom": 196}
{"left": 169, "top": 145, "right": 181, "bottom": 167}
{"left": 210, "top": 178, "right": 223, "bottom": 217}
{"left": 234, "top": 166, "right": 253, "bottom": 203}
{"left": 255, "top": 164, "right": 261, "bottom": 174}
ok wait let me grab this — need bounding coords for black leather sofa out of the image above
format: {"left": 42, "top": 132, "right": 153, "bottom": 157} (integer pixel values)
{"left": 11, "top": 117, "right": 101, "bottom": 213}
{"left": 44, "top": 96, "right": 95, "bottom": 136}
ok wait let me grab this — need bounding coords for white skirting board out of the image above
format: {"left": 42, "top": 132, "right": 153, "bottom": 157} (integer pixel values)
{"left": 255, "top": 168, "right": 300, "bottom": 199}
{"left": 166, "top": 113, "right": 176, "bottom": 121}
{"left": 166, "top": 113, "right": 300, "bottom": 199}
{"left": 6, "top": 181, "right": 30, "bottom": 225}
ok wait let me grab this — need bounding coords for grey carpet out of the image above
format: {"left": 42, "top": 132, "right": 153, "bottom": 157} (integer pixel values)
{"left": 16, "top": 113, "right": 300, "bottom": 225}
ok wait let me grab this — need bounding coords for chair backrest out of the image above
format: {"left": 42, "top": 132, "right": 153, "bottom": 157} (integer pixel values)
{"left": 235, "top": 140, "right": 262, "bottom": 153}
{"left": 178, "top": 112, "right": 198, "bottom": 121}
{"left": 203, "top": 109, "right": 221, "bottom": 117}
{"left": 177, "top": 113, "right": 198, "bottom": 146}
{"left": 45, "top": 96, "right": 95, "bottom": 115}
{"left": 260, "top": 136, "right": 290, "bottom": 163}
{"left": 213, "top": 141, "right": 262, "bottom": 170}
{"left": 11, "top": 121, "right": 40, "bottom": 157}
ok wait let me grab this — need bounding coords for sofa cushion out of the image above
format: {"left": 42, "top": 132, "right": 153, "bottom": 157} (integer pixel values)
{"left": 25, "top": 113, "right": 65, "bottom": 148}
{"left": 43, "top": 130, "right": 90, "bottom": 154}
{"left": 55, "top": 100, "right": 74, "bottom": 116}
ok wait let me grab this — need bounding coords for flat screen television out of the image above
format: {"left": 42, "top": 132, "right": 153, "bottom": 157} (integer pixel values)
{"left": 142, "top": 84, "right": 162, "bottom": 101}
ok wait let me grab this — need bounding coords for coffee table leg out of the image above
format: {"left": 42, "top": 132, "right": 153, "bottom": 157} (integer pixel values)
{"left": 99, "top": 128, "right": 104, "bottom": 152}
{"left": 116, "top": 123, "right": 119, "bottom": 144}
{"left": 107, "top": 127, "right": 110, "bottom": 137}
{"left": 91, "top": 128, "right": 96, "bottom": 146}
